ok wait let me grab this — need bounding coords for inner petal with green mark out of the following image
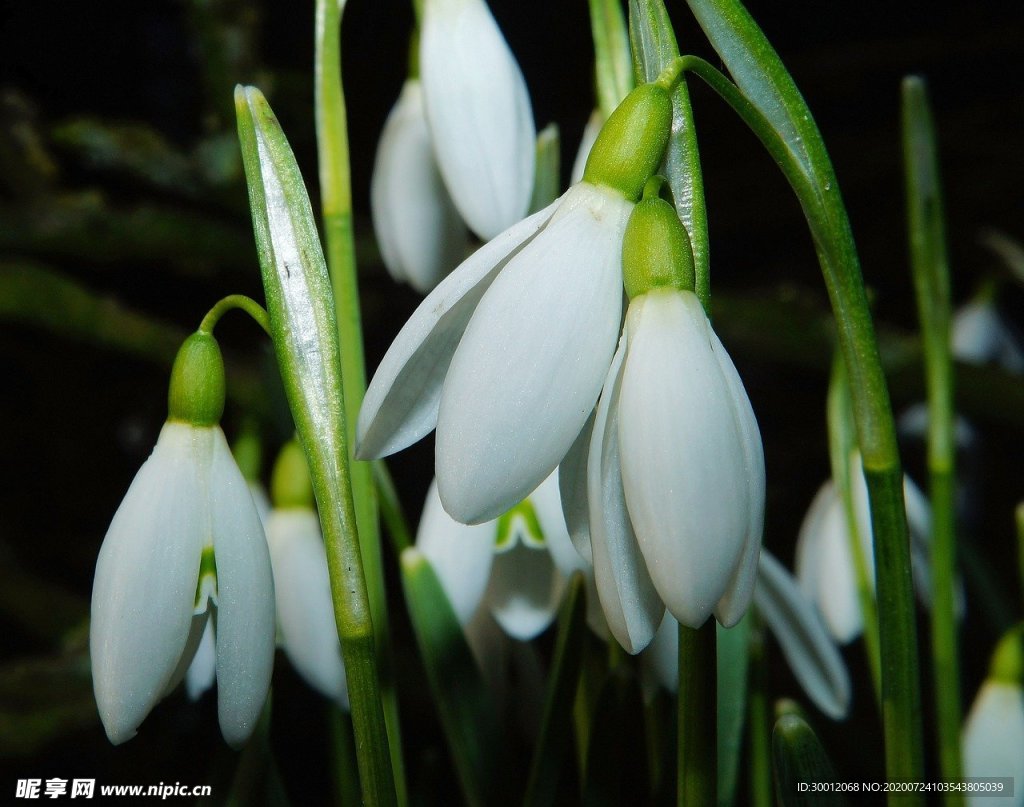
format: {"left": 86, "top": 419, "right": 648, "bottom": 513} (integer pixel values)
{"left": 494, "top": 498, "right": 546, "bottom": 552}
{"left": 194, "top": 546, "right": 218, "bottom": 614}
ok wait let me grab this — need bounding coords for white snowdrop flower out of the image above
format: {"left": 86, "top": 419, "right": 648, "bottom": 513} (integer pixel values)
{"left": 184, "top": 620, "right": 216, "bottom": 702}
{"left": 953, "top": 296, "right": 1024, "bottom": 373}
{"left": 416, "top": 470, "right": 590, "bottom": 642}
{"left": 794, "top": 454, "right": 941, "bottom": 644}
{"left": 420, "top": 0, "right": 535, "bottom": 239}
{"left": 90, "top": 333, "right": 275, "bottom": 747}
{"left": 570, "top": 109, "right": 604, "bottom": 185}
{"left": 643, "top": 551, "right": 851, "bottom": 720}
{"left": 358, "top": 83, "right": 675, "bottom": 526}
{"left": 556, "top": 197, "right": 764, "bottom": 651}
{"left": 371, "top": 79, "right": 468, "bottom": 293}
{"left": 962, "top": 627, "right": 1024, "bottom": 807}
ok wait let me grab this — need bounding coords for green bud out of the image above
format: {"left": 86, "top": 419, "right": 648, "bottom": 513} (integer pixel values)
{"left": 621, "top": 196, "right": 695, "bottom": 298}
{"left": 989, "top": 623, "right": 1024, "bottom": 685}
{"left": 271, "top": 439, "right": 315, "bottom": 510}
{"left": 231, "top": 423, "right": 263, "bottom": 483}
{"left": 167, "top": 332, "right": 225, "bottom": 427}
{"left": 582, "top": 83, "right": 672, "bottom": 201}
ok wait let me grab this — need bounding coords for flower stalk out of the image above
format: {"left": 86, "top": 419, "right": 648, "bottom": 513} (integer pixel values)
{"left": 670, "top": 23, "right": 924, "bottom": 794}
{"left": 315, "top": 1, "right": 406, "bottom": 801}
{"left": 677, "top": 621, "right": 717, "bottom": 807}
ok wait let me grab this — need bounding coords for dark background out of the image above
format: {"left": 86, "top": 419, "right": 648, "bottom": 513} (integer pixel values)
{"left": 1, "top": 0, "right": 1022, "bottom": 803}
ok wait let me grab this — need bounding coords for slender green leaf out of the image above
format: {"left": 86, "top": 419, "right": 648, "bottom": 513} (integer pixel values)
{"left": 523, "top": 574, "right": 587, "bottom": 807}
{"left": 530, "top": 123, "right": 561, "bottom": 214}
{"left": 588, "top": 0, "right": 634, "bottom": 119}
{"left": 903, "top": 75, "right": 962, "bottom": 798}
{"left": 235, "top": 85, "right": 396, "bottom": 807}
{"left": 399, "top": 548, "right": 503, "bottom": 807}
{"left": 772, "top": 715, "right": 844, "bottom": 807}
{"left": 628, "top": 0, "right": 710, "bottom": 305}
{"left": 717, "top": 617, "right": 751, "bottom": 807}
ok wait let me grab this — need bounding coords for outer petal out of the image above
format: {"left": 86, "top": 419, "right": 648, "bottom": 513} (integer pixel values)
{"left": 436, "top": 183, "right": 631, "bottom": 523}
{"left": 90, "top": 422, "right": 208, "bottom": 744}
{"left": 266, "top": 509, "right": 349, "bottom": 708}
{"left": 644, "top": 612, "right": 680, "bottom": 695}
{"left": 416, "top": 479, "right": 495, "bottom": 626}
{"left": 421, "top": 0, "right": 535, "bottom": 239}
{"left": 709, "top": 324, "right": 765, "bottom": 627}
{"left": 795, "top": 482, "right": 864, "bottom": 644}
{"left": 618, "top": 291, "right": 749, "bottom": 628}
{"left": 570, "top": 109, "right": 603, "bottom": 185}
{"left": 588, "top": 334, "right": 664, "bottom": 654}
{"left": 357, "top": 198, "right": 560, "bottom": 460}
{"left": 209, "top": 428, "right": 276, "bottom": 748}
{"left": 962, "top": 681, "right": 1024, "bottom": 807}
{"left": 754, "top": 551, "right": 851, "bottom": 720}
{"left": 370, "top": 80, "right": 468, "bottom": 293}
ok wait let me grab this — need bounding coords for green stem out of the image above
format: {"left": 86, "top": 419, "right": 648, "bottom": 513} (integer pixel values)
{"left": 314, "top": 2, "right": 406, "bottom": 803}
{"left": 198, "top": 294, "right": 271, "bottom": 336}
{"left": 678, "top": 621, "right": 717, "bottom": 807}
{"left": 373, "top": 460, "right": 413, "bottom": 554}
{"left": 902, "top": 75, "right": 962, "bottom": 801}
{"left": 680, "top": 54, "right": 924, "bottom": 798}
{"left": 747, "top": 617, "right": 772, "bottom": 807}
{"left": 828, "top": 356, "right": 882, "bottom": 704}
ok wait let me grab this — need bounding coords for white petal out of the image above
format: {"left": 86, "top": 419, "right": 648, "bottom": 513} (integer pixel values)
{"left": 209, "top": 428, "right": 276, "bottom": 748}
{"left": 529, "top": 469, "right": 587, "bottom": 578}
{"left": 795, "top": 481, "right": 864, "bottom": 644}
{"left": 266, "top": 509, "right": 349, "bottom": 708}
{"left": 570, "top": 110, "right": 604, "bottom": 186}
{"left": 357, "top": 198, "right": 561, "bottom": 460}
{"left": 618, "top": 291, "right": 749, "bottom": 628}
{"left": 421, "top": 0, "right": 535, "bottom": 239}
{"left": 754, "top": 551, "right": 851, "bottom": 720}
{"left": 587, "top": 334, "right": 664, "bottom": 654}
{"left": 436, "top": 183, "right": 631, "bottom": 523}
{"left": 90, "top": 422, "right": 208, "bottom": 744}
{"left": 485, "top": 538, "right": 563, "bottom": 640}
{"left": 248, "top": 482, "right": 271, "bottom": 527}
{"left": 185, "top": 619, "right": 217, "bottom": 701}
{"left": 416, "top": 479, "right": 495, "bottom": 626}
{"left": 370, "top": 80, "right": 468, "bottom": 293}
{"left": 558, "top": 411, "right": 595, "bottom": 564}
{"left": 962, "top": 681, "right": 1024, "bottom": 807}
{"left": 709, "top": 323, "right": 765, "bottom": 627}
{"left": 953, "top": 299, "right": 1019, "bottom": 369}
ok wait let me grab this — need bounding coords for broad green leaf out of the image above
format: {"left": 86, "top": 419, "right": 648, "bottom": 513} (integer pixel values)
{"left": 399, "top": 549, "right": 503, "bottom": 807}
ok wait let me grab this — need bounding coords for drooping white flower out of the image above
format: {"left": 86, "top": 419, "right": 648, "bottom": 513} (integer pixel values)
{"left": 568, "top": 286, "right": 764, "bottom": 651}
{"left": 416, "top": 470, "right": 592, "bottom": 642}
{"left": 794, "top": 455, "right": 941, "bottom": 644}
{"left": 962, "top": 627, "right": 1024, "bottom": 807}
{"left": 357, "top": 82, "right": 674, "bottom": 525}
{"left": 265, "top": 509, "right": 349, "bottom": 708}
{"left": 371, "top": 79, "right": 468, "bottom": 293}
{"left": 90, "top": 421, "right": 275, "bottom": 747}
{"left": 643, "top": 551, "right": 851, "bottom": 720}
{"left": 420, "top": 0, "right": 535, "bottom": 240}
